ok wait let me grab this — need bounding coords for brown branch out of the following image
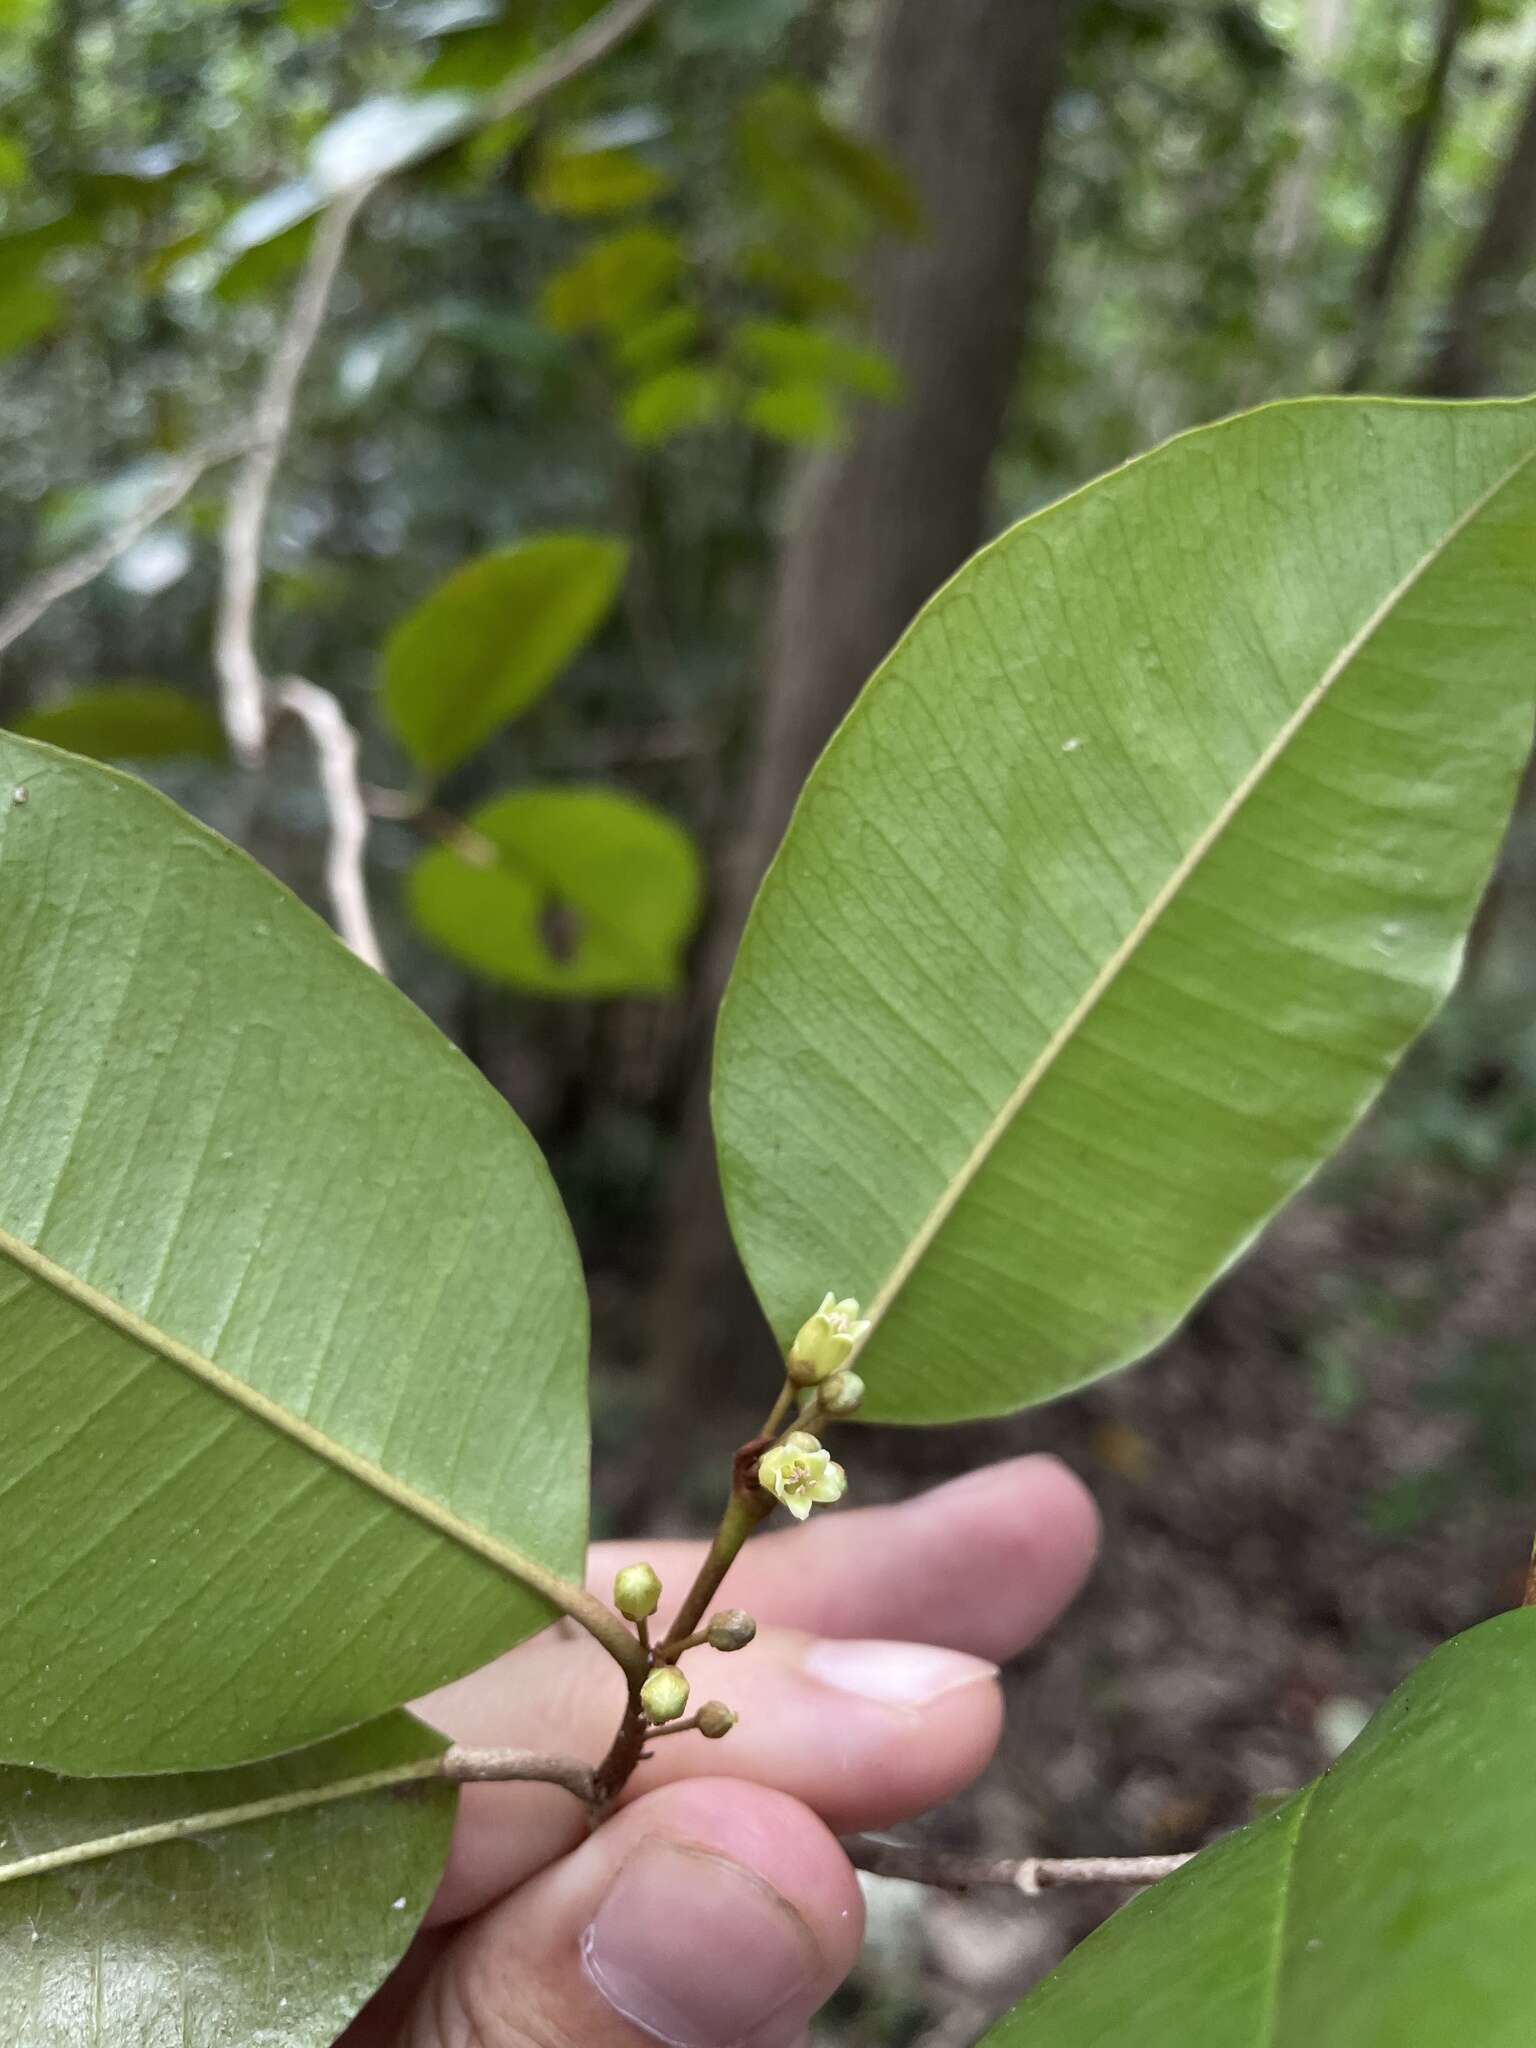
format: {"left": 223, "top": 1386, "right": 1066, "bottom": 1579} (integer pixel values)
{"left": 1343, "top": 0, "right": 1469, "bottom": 392}
{"left": 441, "top": 1744, "right": 597, "bottom": 1803}
{"left": 842, "top": 1835, "right": 1194, "bottom": 1896}
{"left": 0, "top": 437, "right": 246, "bottom": 662}
{"left": 482, "top": 0, "right": 658, "bottom": 130}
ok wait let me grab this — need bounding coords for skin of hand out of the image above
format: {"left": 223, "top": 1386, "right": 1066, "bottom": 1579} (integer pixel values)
{"left": 340, "top": 1453, "right": 1099, "bottom": 2048}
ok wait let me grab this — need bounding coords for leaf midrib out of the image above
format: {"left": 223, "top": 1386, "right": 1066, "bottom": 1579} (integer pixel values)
{"left": 859, "top": 442, "right": 1536, "bottom": 1344}
{"left": 0, "top": 1222, "right": 563, "bottom": 1600}
{"left": 0, "top": 1757, "right": 446, "bottom": 1889}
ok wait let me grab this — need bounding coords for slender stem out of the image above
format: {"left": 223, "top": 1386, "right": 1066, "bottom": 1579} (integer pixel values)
{"left": 215, "top": 184, "right": 371, "bottom": 769}
{"left": 0, "top": 1744, "right": 609, "bottom": 1888}
{"left": 0, "top": 436, "right": 246, "bottom": 663}
{"left": 665, "top": 1627, "right": 709, "bottom": 1657}
{"left": 842, "top": 1837, "right": 1194, "bottom": 1896}
{"left": 636, "top": 1614, "right": 651, "bottom": 1658}
{"left": 441, "top": 1745, "right": 595, "bottom": 1802}
{"left": 274, "top": 675, "right": 387, "bottom": 973}
{"left": 592, "top": 1684, "right": 651, "bottom": 1815}
{"left": 1522, "top": 1534, "right": 1536, "bottom": 1609}
{"left": 658, "top": 1479, "right": 774, "bottom": 1659}
{"left": 482, "top": 0, "right": 658, "bottom": 129}
{"left": 759, "top": 1380, "right": 795, "bottom": 1440}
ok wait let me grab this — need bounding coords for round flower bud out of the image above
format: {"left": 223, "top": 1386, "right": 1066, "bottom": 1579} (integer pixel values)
{"left": 640, "top": 1666, "right": 691, "bottom": 1724}
{"left": 706, "top": 1608, "right": 757, "bottom": 1652}
{"left": 696, "top": 1701, "right": 738, "bottom": 1740}
{"left": 786, "top": 1292, "right": 871, "bottom": 1386}
{"left": 818, "top": 1369, "right": 865, "bottom": 1418}
{"left": 613, "top": 1562, "right": 662, "bottom": 1623}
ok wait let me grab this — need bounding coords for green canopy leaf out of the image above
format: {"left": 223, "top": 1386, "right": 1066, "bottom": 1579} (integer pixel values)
{"left": 12, "top": 684, "right": 225, "bottom": 763}
{"left": 381, "top": 534, "right": 628, "bottom": 776}
{"left": 713, "top": 397, "right": 1536, "bottom": 1422}
{"left": 984, "top": 1610, "right": 1536, "bottom": 2047}
{"left": 0, "top": 1714, "right": 456, "bottom": 2048}
{"left": 409, "top": 787, "right": 703, "bottom": 995}
{"left": 0, "top": 737, "right": 590, "bottom": 1774}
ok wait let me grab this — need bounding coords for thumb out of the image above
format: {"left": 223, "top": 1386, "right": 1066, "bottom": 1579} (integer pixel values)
{"left": 395, "top": 1778, "right": 865, "bottom": 2048}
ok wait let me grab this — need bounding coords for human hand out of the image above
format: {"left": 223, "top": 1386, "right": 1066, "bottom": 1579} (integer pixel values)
{"left": 343, "top": 1453, "right": 1098, "bottom": 2048}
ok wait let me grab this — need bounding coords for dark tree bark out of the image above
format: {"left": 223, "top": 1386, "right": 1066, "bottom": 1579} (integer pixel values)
{"left": 1421, "top": 60, "right": 1536, "bottom": 396}
{"left": 1343, "top": 0, "right": 1469, "bottom": 392}
{"left": 644, "top": 0, "right": 1081, "bottom": 1416}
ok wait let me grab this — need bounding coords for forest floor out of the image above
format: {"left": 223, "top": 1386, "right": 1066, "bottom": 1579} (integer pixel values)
{"left": 593, "top": 986, "right": 1536, "bottom": 2045}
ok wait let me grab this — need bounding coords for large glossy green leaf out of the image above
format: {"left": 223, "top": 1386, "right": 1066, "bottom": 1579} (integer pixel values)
{"left": 714, "top": 397, "right": 1536, "bottom": 1422}
{"left": 0, "top": 736, "right": 589, "bottom": 1774}
{"left": 0, "top": 1714, "right": 455, "bottom": 2048}
{"left": 12, "top": 684, "right": 225, "bottom": 763}
{"left": 381, "top": 535, "right": 628, "bottom": 777}
{"left": 984, "top": 1609, "right": 1536, "bottom": 2046}
{"left": 409, "top": 786, "right": 703, "bottom": 995}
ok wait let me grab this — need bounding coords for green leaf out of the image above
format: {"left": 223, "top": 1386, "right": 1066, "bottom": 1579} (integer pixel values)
{"left": 538, "top": 226, "right": 684, "bottom": 335}
{"left": 409, "top": 787, "right": 703, "bottom": 996}
{"left": 531, "top": 140, "right": 671, "bottom": 216}
{"left": 729, "top": 318, "right": 900, "bottom": 402}
{"left": 984, "top": 1610, "right": 1536, "bottom": 2046}
{"left": 613, "top": 302, "right": 702, "bottom": 374}
{"left": 0, "top": 736, "right": 590, "bottom": 1773}
{"left": 713, "top": 397, "right": 1536, "bottom": 1423}
{"left": 735, "top": 81, "right": 921, "bottom": 244}
{"left": 0, "top": 1713, "right": 455, "bottom": 2048}
{"left": 620, "top": 363, "right": 733, "bottom": 445}
{"left": 0, "top": 276, "right": 58, "bottom": 357}
{"left": 381, "top": 534, "right": 628, "bottom": 776}
{"left": 742, "top": 377, "right": 846, "bottom": 446}
{"left": 11, "top": 685, "right": 226, "bottom": 763}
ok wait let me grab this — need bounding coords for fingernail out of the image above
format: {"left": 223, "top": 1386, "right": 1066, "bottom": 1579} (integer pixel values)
{"left": 801, "top": 1639, "right": 998, "bottom": 1707}
{"left": 583, "top": 1838, "right": 822, "bottom": 2047}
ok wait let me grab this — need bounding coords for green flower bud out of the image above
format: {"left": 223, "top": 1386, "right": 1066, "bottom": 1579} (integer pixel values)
{"left": 696, "top": 1700, "right": 738, "bottom": 1740}
{"left": 818, "top": 1369, "right": 865, "bottom": 1417}
{"left": 757, "top": 1433, "right": 848, "bottom": 1522}
{"left": 640, "top": 1666, "right": 691, "bottom": 1724}
{"left": 706, "top": 1608, "right": 757, "bottom": 1652}
{"left": 786, "top": 1292, "right": 871, "bottom": 1386}
{"left": 613, "top": 1562, "right": 662, "bottom": 1623}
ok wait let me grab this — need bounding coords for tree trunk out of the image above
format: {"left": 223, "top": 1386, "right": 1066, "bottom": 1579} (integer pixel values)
{"left": 1421, "top": 60, "right": 1536, "bottom": 396}
{"left": 1342, "top": 0, "right": 1469, "bottom": 392}
{"left": 644, "top": 0, "right": 1079, "bottom": 1420}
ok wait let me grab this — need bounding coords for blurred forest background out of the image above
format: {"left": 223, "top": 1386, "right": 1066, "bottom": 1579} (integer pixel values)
{"left": 2, "top": 0, "right": 1536, "bottom": 2037}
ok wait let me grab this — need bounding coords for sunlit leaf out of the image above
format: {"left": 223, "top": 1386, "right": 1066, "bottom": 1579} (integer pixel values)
{"left": 714, "top": 397, "right": 1536, "bottom": 1423}
{"left": 0, "top": 136, "right": 27, "bottom": 188}
{"left": 381, "top": 534, "right": 628, "bottom": 776}
{"left": 409, "top": 787, "right": 703, "bottom": 995}
{"left": 531, "top": 140, "right": 671, "bottom": 216}
{"left": 12, "top": 685, "right": 225, "bottom": 763}
{"left": 538, "top": 226, "right": 683, "bottom": 334}
{"left": 729, "top": 317, "right": 899, "bottom": 401}
{"left": 0, "top": 736, "right": 590, "bottom": 1772}
{"left": 0, "top": 1715, "right": 456, "bottom": 2048}
{"left": 741, "top": 377, "right": 845, "bottom": 445}
{"left": 984, "top": 1611, "right": 1536, "bottom": 2046}
{"left": 620, "top": 363, "right": 733, "bottom": 444}
{"left": 0, "top": 277, "right": 58, "bottom": 357}
{"left": 309, "top": 92, "right": 477, "bottom": 194}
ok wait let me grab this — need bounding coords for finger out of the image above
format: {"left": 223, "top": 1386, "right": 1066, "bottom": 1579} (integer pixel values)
{"left": 393, "top": 1780, "right": 864, "bottom": 2048}
{"left": 421, "top": 1620, "right": 1000, "bottom": 1925}
{"left": 591, "top": 1452, "right": 1099, "bottom": 1653}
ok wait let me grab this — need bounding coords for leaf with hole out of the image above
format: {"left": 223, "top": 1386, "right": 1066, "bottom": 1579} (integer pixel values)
{"left": 381, "top": 534, "right": 628, "bottom": 777}
{"left": 0, "top": 736, "right": 590, "bottom": 1773}
{"left": 714, "top": 397, "right": 1536, "bottom": 1423}
{"left": 409, "top": 787, "right": 703, "bottom": 995}
{"left": 983, "top": 1610, "right": 1536, "bottom": 2047}
{"left": 12, "top": 684, "right": 225, "bottom": 763}
{"left": 0, "top": 1714, "right": 456, "bottom": 2048}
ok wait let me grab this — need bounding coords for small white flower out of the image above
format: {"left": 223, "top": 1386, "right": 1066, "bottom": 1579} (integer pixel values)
{"left": 757, "top": 1432, "right": 848, "bottom": 1521}
{"left": 787, "top": 1292, "right": 871, "bottom": 1386}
